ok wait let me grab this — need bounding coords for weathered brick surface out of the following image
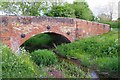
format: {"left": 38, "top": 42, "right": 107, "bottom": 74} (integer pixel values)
{"left": 0, "top": 16, "right": 110, "bottom": 52}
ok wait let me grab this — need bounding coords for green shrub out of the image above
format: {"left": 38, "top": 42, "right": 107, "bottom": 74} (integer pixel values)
{"left": 31, "top": 50, "right": 58, "bottom": 66}
{"left": 95, "top": 56, "right": 118, "bottom": 73}
{"left": 56, "top": 29, "right": 118, "bottom": 74}
{"left": 76, "top": 54, "right": 92, "bottom": 67}
{"left": 2, "top": 45, "right": 40, "bottom": 78}
{"left": 56, "top": 29, "right": 118, "bottom": 57}
{"left": 103, "top": 21, "right": 119, "bottom": 28}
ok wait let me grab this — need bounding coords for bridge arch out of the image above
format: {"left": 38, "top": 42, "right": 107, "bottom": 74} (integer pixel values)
{"left": 11, "top": 28, "right": 73, "bottom": 52}
{"left": 0, "top": 16, "right": 110, "bottom": 52}
{"left": 20, "top": 31, "right": 71, "bottom": 51}
{"left": 19, "top": 31, "right": 72, "bottom": 46}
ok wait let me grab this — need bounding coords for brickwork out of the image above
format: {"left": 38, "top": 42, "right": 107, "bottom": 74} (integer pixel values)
{"left": 0, "top": 16, "right": 110, "bottom": 52}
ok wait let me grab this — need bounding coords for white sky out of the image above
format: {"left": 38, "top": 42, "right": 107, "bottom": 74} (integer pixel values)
{"left": 86, "top": 0, "right": 119, "bottom": 20}
{"left": 0, "top": 0, "right": 119, "bottom": 20}
{"left": 67, "top": 0, "right": 119, "bottom": 20}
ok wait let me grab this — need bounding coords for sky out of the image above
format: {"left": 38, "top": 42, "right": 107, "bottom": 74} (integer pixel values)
{"left": 86, "top": 0, "right": 119, "bottom": 20}
{"left": 67, "top": 0, "right": 119, "bottom": 20}
{"left": 0, "top": 0, "right": 119, "bottom": 20}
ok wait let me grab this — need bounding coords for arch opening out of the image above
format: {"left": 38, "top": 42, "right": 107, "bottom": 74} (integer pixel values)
{"left": 21, "top": 32, "right": 71, "bottom": 52}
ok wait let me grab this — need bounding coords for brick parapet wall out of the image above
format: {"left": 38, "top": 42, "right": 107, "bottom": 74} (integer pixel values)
{"left": 0, "top": 16, "right": 110, "bottom": 52}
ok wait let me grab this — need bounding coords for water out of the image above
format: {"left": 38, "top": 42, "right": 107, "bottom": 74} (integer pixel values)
{"left": 53, "top": 50, "right": 99, "bottom": 78}
{"left": 90, "top": 71, "right": 99, "bottom": 78}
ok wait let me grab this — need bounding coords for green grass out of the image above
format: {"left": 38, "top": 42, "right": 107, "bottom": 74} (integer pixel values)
{"left": 2, "top": 45, "right": 91, "bottom": 78}
{"left": 95, "top": 56, "right": 118, "bottom": 73}
{"left": 31, "top": 49, "right": 58, "bottom": 66}
{"left": 56, "top": 29, "right": 118, "bottom": 73}
{"left": 55, "top": 60, "right": 91, "bottom": 78}
{"left": 39, "top": 60, "right": 92, "bottom": 78}
{"left": 2, "top": 45, "right": 41, "bottom": 78}
{"left": 2, "top": 28, "right": 118, "bottom": 78}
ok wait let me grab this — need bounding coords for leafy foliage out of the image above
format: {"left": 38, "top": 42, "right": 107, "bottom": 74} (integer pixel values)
{"left": 0, "top": 1, "right": 94, "bottom": 21}
{"left": 24, "top": 34, "right": 52, "bottom": 45}
{"left": 45, "top": 4, "right": 75, "bottom": 17}
{"left": 95, "top": 56, "right": 118, "bottom": 73}
{"left": 56, "top": 29, "right": 118, "bottom": 73}
{"left": 31, "top": 49, "right": 58, "bottom": 66}
{"left": 54, "top": 60, "right": 92, "bottom": 78}
{"left": 0, "top": 2, "right": 42, "bottom": 16}
{"left": 2, "top": 45, "right": 40, "bottom": 78}
{"left": 72, "top": 2, "right": 94, "bottom": 20}
{"left": 22, "top": 34, "right": 53, "bottom": 52}
{"left": 104, "top": 21, "right": 119, "bottom": 28}
{"left": 46, "top": 2, "right": 94, "bottom": 21}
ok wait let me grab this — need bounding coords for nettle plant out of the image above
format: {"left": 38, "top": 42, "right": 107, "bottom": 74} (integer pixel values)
{"left": 56, "top": 29, "right": 118, "bottom": 73}
{"left": 2, "top": 45, "right": 41, "bottom": 78}
{"left": 31, "top": 49, "right": 58, "bottom": 66}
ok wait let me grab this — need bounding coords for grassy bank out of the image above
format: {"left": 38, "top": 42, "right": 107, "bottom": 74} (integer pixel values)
{"left": 2, "top": 28, "right": 118, "bottom": 78}
{"left": 2, "top": 45, "right": 91, "bottom": 78}
{"left": 56, "top": 29, "right": 118, "bottom": 74}
{"left": 2, "top": 45, "right": 41, "bottom": 78}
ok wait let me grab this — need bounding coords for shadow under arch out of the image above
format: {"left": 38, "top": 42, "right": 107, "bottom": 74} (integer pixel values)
{"left": 45, "top": 32, "right": 71, "bottom": 44}
{"left": 20, "top": 32, "right": 71, "bottom": 52}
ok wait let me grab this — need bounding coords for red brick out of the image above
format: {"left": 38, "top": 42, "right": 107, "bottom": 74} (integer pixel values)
{"left": 0, "top": 16, "right": 110, "bottom": 52}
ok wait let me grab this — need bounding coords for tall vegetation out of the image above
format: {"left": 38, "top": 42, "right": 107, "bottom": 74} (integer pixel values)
{"left": 72, "top": 2, "right": 94, "bottom": 20}
{"left": 31, "top": 49, "right": 58, "bottom": 66}
{"left": 0, "top": 1, "right": 94, "bottom": 21}
{"left": 45, "top": 4, "right": 75, "bottom": 18}
{"left": 45, "top": 2, "right": 94, "bottom": 21}
{"left": 0, "top": 2, "right": 43, "bottom": 16}
{"left": 2, "top": 45, "right": 41, "bottom": 78}
{"left": 1, "top": 1, "right": 118, "bottom": 78}
{"left": 56, "top": 29, "right": 118, "bottom": 73}
{"left": 2, "top": 45, "right": 92, "bottom": 78}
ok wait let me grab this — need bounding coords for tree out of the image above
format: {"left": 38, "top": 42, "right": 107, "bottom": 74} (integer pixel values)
{"left": 96, "top": 2, "right": 116, "bottom": 21}
{"left": 45, "top": 2, "right": 94, "bottom": 21}
{"left": 107, "top": 2, "right": 114, "bottom": 20}
{"left": 98, "top": 13, "right": 111, "bottom": 22}
{"left": 0, "top": 2, "right": 44, "bottom": 16}
{"left": 72, "top": 2, "right": 94, "bottom": 21}
{"left": 0, "top": 1, "right": 69, "bottom": 16}
{"left": 45, "top": 3, "right": 75, "bottom": 17}
{"left": 118, "top": 18, "right": 120, "bottom": 21}
{"left": 0, "top": 1, "right": 94, "bottom": 21}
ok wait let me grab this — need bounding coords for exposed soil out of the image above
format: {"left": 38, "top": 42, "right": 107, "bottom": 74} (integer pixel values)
{"left": 48, "top": 70, "right": 64, "bottom": 78}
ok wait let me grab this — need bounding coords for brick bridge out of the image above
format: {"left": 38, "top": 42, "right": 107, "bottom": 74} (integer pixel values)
{"left": 0, "top": 16, "right": 110, "bottom": 52}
